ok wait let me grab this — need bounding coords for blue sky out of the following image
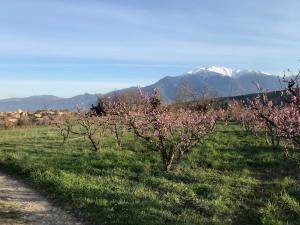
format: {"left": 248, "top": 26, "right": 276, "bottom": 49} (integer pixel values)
{"left": 0, "top": 0, "right": 299, "bottom": 98}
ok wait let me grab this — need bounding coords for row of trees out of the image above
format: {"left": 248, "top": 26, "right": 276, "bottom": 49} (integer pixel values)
{"left": 227, "top": 70, "right": 300, "bottom": 162}
{"left": 57, "top": 69, "right": 300, "bottom": 170}
{"left": 57, "top": 88, "right": 217, "bottom": 171}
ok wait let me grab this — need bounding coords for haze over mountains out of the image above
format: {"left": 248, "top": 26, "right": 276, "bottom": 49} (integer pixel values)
{"left": 0, "top": 66, "right": 282, "bottom": 111}
{"left": 0, "top": 94, "right": 99, "bottom": 112}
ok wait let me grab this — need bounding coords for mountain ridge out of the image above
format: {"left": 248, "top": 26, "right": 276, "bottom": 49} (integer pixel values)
{"left": 0, "top": 66, "right": 283, "bottom": 111}
{"left": 139, "top": 66, "right": 281, "bottom": 102}
{"left": 0, "top": 93, "right": 99, "bottom": 112}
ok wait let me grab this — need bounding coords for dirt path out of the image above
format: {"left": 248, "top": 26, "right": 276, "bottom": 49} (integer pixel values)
{"left": 0, "top": 172, "right": 82, "bottom": 225}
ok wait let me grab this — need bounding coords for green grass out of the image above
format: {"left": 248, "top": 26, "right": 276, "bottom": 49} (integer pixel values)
{"left": 0, "top": 123, "right": 300, "bottom": 225}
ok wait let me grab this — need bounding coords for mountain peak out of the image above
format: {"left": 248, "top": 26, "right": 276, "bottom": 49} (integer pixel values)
{"left": 206, "top": 66, "right": 234, "bottom": 76}
{"left": 186, "top": 66, "right": 273, "bottom": 78}
{"left": 187, "top": 66, "right": 235, "bottom": 77}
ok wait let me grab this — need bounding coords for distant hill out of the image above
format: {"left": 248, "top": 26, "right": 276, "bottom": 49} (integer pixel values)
{"left": 0, "top": 93, "right": 99, "bottom": 112}
{"left": 220, "top": 89, "right": 284, "bottom": 105}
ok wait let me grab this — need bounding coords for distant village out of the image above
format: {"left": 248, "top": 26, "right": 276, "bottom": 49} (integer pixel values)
{"left": 0, "top": 109, "right": 73, "bottom": 129}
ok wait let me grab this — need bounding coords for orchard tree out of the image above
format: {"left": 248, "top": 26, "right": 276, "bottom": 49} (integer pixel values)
{"left": 57, "top": 106, "right": 109, "bottom": 152}
{"left": 248, "top": 72, "right": 300, "bottom": 159}
{"left": 129, "top": 88, "right": 216, "bottom": 171}
{"left": 99, "top": 95, "right": 129, "bottom": 148}
{"left": 56, "top": 113, "right": 76, "bottom": 144}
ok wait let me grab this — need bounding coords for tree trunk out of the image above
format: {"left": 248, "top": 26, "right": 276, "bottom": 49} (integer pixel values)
{"left": 89, "top": 134, "right": 100, "bottom": 152}
{"left": 265, "top": 128, "right": 270, "bottom": 145}
{"left": 162, "top": 151, "right": 175, "bottom": 172}
{"left": 114, "top": 124, "right": 121, "bottom": 148}
{"left": 164, "top": 161, "right": 172, "bottom": 171}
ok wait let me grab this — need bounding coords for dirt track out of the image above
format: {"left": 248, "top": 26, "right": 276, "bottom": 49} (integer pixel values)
{"left": 0, "top": 172, "right": 82, "bottom": 225}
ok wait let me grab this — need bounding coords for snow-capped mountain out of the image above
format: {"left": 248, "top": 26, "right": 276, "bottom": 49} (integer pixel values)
{"left": 141, "top": 66, "right": 281, "bottom": 102}
{"left": 187, "top": 66, "right": 272, "bottom": 78}
{"left": 188, "top": 66, "right": 235, "bottom": 77}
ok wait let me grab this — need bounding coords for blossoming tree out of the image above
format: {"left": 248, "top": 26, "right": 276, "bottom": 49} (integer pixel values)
{"left": 128, "top": 89, "right": 216, "bottom": 171}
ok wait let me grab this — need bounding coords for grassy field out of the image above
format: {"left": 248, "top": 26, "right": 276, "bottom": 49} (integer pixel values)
{"left": 0, "top": 123, "right": 300, "bottom": 225}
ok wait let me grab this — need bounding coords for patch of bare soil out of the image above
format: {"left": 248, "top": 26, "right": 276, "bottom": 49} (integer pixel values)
{"left": 0, "top": 172, "right": 82, "bottom": 225}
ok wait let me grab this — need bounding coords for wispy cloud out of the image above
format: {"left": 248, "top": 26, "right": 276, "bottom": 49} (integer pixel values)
{"left": 0, "top": 0, "right": 299, "bottom": 97}
{"left": 1, "top": 0, "right": 299, "bottom": 63}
